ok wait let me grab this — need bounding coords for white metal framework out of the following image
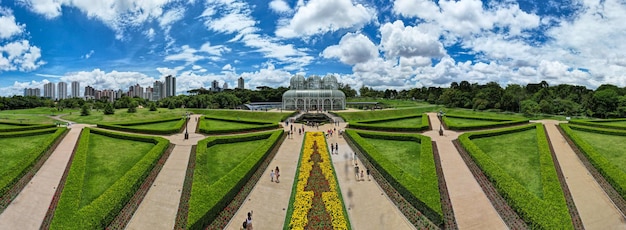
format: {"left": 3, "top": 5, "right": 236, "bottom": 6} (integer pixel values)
{"left": 282, "top": 75, "right": 346, "bottom": 110}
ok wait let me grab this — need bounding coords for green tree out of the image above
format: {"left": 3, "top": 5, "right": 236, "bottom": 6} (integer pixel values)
{"left": 521, "top": 99, "right": 539, "bottom": 116}
{"left": 168, "top": 100, "right": 176, "bottom": 109}
{"left": 128, "top": 101, "right": 138, "bottom": 113}
{"left": 103, "top": 103, "right": 115, "bottom": 115}
{"left": 81, "top": 104, "right": 90, "bottom": 116}
{"left": 149, "top": 102, "right": 157, "bottom": 111}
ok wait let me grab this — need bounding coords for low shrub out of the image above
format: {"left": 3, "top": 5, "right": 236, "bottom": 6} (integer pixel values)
{"left": 187, "top": 130, "right": 283, "bottom": 229}
{"left": 345, "top": 130, "right": 442, "bottom": 226}
{"left": 0, "top": 121, "right": 56, "bottom": 132}
{"left": 347, "top": 114, "right": 430, "bottom": 132}
{"left": 197, "top": 116, "right": 278, "bottom": 135}
{"left": 568, "top": 119, "right": 626, "bottom": 130}
{"left": 50, "top": 128, "right": 169, "bottom": 229}
{"left": 0, "top": 128, "right": 67, "bottom": 196}
{"left": 458, "top": 124, "right": 572, "bottom": 229}
{"left": 443, "top": 114, "right": 529, "bottom": 130}
{"left": 560, "top": 124, "right": 626, "bottom": 200}
{"left": 96, "top": 117, "right": 185, "bottom": 135}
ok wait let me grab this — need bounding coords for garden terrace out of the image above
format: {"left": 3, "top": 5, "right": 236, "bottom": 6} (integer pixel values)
{"left": 332, "top": 106, "right": 439, "bottom": 122}
{"left": 560, "top": 124, "right": 626, "bottom": 202}
{"left": 49, "top": 128, "right": 169, "bottom": 229}
{"left": 294, "top": 112, "right": 333, "bottom": 124}
{"left": 568, "top": 119, "right": 626, "bottom": 130}
{"left": 0, "top": 107, "right": 75, "bottom": 124}
{"left": 442, "top": 114, "right": 529, "bottom": 130}
{"left": 344, "top": 129, "right": 443, "bottom": 226}
{"left": 458, "top": 123, "right": 573, "bottom": 229}
{"left": 189, "top": 109, "right": 295, "bottom": 123}
{"left": 184, "top": 130, "right": 283, "bottom": 229}
{"left": 0, "top": 128, "right": 67, "bottom": 200}
{"left": 197, "top": 116, "right": 278, "bottom": 135}
{"left": 96, "top": 117, "right": 185, "bottom": 134}
{"left": 62, "top": 108, "right": 191, "bottom": 124}
{"left": 0, "top": 121, "right": 56, "bottom": 132}
{"left": 347, "top": 114, "right": 430, "bottom": 132}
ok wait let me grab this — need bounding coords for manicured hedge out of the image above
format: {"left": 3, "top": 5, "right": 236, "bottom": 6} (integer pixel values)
{"left": 442, "top": 114, "right": 529, "bottom": 130}
{"left": 188, "top": 109, "right": 296, "bottom": 123}
{"left": 50, "top": 128, "right": 169, "bottom": 229}
{"left": 560, "top": 124, "right": 626, "bottom": 200}
{"left": 0, "top": 127, "right": 67, "bottom": 196}
{"left": 96, "top": 117, "right": 185, "bottom": 135}
{"left": 187, "top": 130, "right": 283, "bottom": 229}
{"left": 458, "top": 124, "right": 573, "bottom": 229}
{"left": 345, "top": 130, "right": 443, "bottom": 226}
{"left": 347, "top": 114, "right": 430, "bottom": 132}
{"left": 0, "top": 121, "right": 56, "bottom": 132}
{"left": 197, "top": 116, "right": 278, "bottom": 135}
{"left": 568, "top": 119, "right": 626, "bottom": 130}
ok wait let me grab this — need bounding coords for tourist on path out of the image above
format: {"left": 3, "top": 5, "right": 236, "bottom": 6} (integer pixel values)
{"left": 275, "top": 166, "right": 280, "bottom": 183}
{"left": 270, "top": 170, "right": 274, "bottom": 182}
{"left": 367, "top": 168, "right": 371, "bottom": 181}
{"left": 355, "top": 163, "right": 360, "bottom": 181}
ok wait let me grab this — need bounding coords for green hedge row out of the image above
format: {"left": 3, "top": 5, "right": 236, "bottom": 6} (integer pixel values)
{"left": 0, "top": 127, "right": 67, "bottom": 196}
{"left": 50, "top": 128, "right": 170, "bottom": 229}
{"left": 348, "top": 114, "right": 430, "bottom": 132}
{"left": 568, "top": 119, "right": 626, "bottom": 130}
{"left": 560, "top": 124, "right": 626, "bottom": 200}
{"left": 197, "top": 117, "right": 279, "bottom": 135}
{"left": 458, "top": 124, "right": 572, "bottom": 229}
{"left": 96, "top": 117, "right": 185, "bottom": 135}
{"left": 0, "top": 123, "right": 56, "bottom": 132}
{"left": 187, "top": 130, "right": 283, "bottom": 229}
{"left": 442, "top": 114, "right": 529, "bottom": 130}
{"left": 345, "top": 130, "right": 443, "bottom": 226}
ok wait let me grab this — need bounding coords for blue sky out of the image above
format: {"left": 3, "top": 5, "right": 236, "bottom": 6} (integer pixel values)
{"left": 0, "top": 0, "right": 625, "bottom": 96}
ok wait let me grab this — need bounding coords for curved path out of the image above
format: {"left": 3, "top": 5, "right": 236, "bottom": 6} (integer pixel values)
{"left": 0, "top": 124, "right": 92, "bottom": 230}
{"left": 537, "top": 120, "right": 626, "bottom": 229}
{"left": 422, "top": 113, "right": 507, "bottom": 230}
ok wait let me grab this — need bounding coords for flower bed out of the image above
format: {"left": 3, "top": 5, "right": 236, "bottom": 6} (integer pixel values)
{"left": 286, "top": 132, "right": 350, "bottom": 229}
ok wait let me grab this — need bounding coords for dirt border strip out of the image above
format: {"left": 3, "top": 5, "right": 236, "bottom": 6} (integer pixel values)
{"left": 0, "top": 129, "right": 69, "bottom": 214}
{"left": 106, "top": 143, "right": 176, "bottom": 229}
{"left": 431, "top": 142, "right": 458, "bottom": 230}
{"left": 343, "top": 134, "right": 440, "bottom": 229}
{"left": 542, "top": 125, "right": 584, "bottom": 229}
{"left": 556, "top": 126, "right": 626, "bottom": 216}
{"left": 40, "top": 129, "right": 83, "bottom": 230}
{"left": 452, "top": 140, "right": 527, "bottom": 229}
{"left": 174, "top": 145, "right": 196, "bottom": 229}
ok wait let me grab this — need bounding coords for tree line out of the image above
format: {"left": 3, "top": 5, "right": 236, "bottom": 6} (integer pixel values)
{"left": 2, "top": 81, "right": 625, "bottom": 118}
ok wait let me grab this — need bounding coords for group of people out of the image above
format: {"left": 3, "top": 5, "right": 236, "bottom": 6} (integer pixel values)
{"left": 353, "top": 153, "right": 370, "bottom": 182}
{"left": 240, "top": 211, "right": 253, "bottom": 230}
{"left": 329, "top": 142, "right": 339, "bottom": 155}
{"left": 270, "top": 166, "right": 280, "bottom": 183}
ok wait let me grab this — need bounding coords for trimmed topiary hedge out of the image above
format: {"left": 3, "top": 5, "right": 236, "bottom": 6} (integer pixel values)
{"left": 187, "top": 130, "right": 283, "bottom": 229}
{"left": 347, "top": 114, "right": 430, "bottom": 132}
{"left": 442, "top": 114, "right": 529, "bottom": 130}
{"left": 345, "top": 129, "right": 443, "bottom": 226}
{"left": 50, "top": 128, "right": 169, "bottom": 229}
{"left": 96, "top": 117, "right": 185, "bottom": 135}
{"left": 458, "top": 123, "right": 573, "bottom": 229}
{"left": 0, "top": 121, "right": 56, "bottom": 132}
{"left": 197, "top": 116, "right": 279, "bottom": 135}
{"left": 0, "top": 127, "right": 67, "bottom": 197}
{"left": 568, "top": 119, "right": 626, "bottom": 130}
{"left": 560, "top": 124, "right": 626, "bottom": 201}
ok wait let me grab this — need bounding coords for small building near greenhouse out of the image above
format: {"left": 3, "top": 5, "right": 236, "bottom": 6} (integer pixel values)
{"left": 282, "top": 75, "right": 346, "bottom": 111}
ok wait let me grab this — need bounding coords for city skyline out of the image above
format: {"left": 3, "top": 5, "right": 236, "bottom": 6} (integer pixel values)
{"left": 2, "top": 1, "right": 626, "bottom": 96}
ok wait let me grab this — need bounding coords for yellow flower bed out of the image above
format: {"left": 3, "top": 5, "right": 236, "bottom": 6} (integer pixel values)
{"left": 289, "top": 132, "right": 348, "bottom": 229}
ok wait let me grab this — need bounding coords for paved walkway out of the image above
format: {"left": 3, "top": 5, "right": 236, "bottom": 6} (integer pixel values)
{"left": 126, "top": 115, "right": 204, "bottom": 230}
{"left": 0, "top": 124, "right": 89, "bottom": 230}
{"left": 422, "top": 113, "right": 507, "bottom": 230}
{"left": 539, "top": 120, "right": 626, "bottom": 229}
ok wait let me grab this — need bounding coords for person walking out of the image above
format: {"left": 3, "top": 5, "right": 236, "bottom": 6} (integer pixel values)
{"left": 335, "top": 143, "right": 339, "bottom": 154}
{"left": 270, "top": 170, "right": 274, "bottom": 182}
{"left": 331, "top": 143, "right": 334, "bottom": 154}
{"left": 355, "top": 163, "right": 360, "bottom": 181}
{"left": 360, "top": 170, "right": 365, "bottom": 181}
{"left": 367, "top": 168, "right": 371, "bottom": 181}
{"left": 246, "top": 211, "right": 253, "bottom": 230}
{"left": 275, "top": 166, "right": 280, "bottom": 183}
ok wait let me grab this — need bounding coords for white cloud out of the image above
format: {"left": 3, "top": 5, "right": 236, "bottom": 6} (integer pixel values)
{"left": 239, "top": 62, "right": 293, "bottom": 89}
{"left": 82, "top": 50, "right": 94, "bottom": 59}
{"left": 0, "top": 8, "right": 25, "bottom": 39}
{"left": 322, "top": 33, "right": 378, "bottom": 65}
{"left": 156, "top": 66, "right": 184, "bottom": 76}
{"left": 0, "top": 40, "right": 46, "bottom": 72}
{"left": 275, "top": 0, "right": 376, "bottom": 38}
{"left": 144, "top": 28, "right": 156, "bottom": 41}
{"left": 269, "top": 0, "right": 292, "bottom": 14}
{"left": 159, "top": 6, "right": 185, "bottom": 30}
{"left": 164, "top": 43, "right": 230, "bottom": 64}
{"left": 379, "top": 20, "right": 445, "bottom": 59}
{"left": 393, "top": 0, "right": 439, "bottom": 21}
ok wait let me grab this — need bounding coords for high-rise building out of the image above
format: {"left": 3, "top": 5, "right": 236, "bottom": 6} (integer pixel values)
{"left": 165, "top": 75, "right": 176, "bottom": 97}
{"left": 144, "top": 86, "right": 153, "bottom": 100}
{"left": 58, "top": 82, "right": 67, "bottom": 100}
{"left": 84, "top": 85, "right": 95, "bottom": 99}
{"left": 223, "top": 82, "right": 229, "bottom": 90}
{"left": 152, "top": 81, "right": 164, "bottom": 101}
{"left": 237, "top": 77, "right": 244, "bottom": 89}
{"left": 211, "top": 80, "right": 220, "bottom": 92}
{"left": 44, "top": 82, "right": 56, "bottom": 100}
{"left": 71, "top": 81, "right": 80, "bottom": 98}
{"left": 129, "top": 83, "right": 143, "bottom": 98}
{"left": 23, "top": 88, "right": 41, "bottom": 97}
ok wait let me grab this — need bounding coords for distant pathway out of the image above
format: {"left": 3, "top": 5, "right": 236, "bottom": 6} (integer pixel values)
{"left": 538, "top": 120, "right": 626, "bottom": 229}
{"left": 126, "top": 115, "right": 204, "bottom": 230}
{"left": 0, "top": 124, "right": 90, "bottom": 230}
{"left": 422, "top": 113, "right": 507, "bottom": 230}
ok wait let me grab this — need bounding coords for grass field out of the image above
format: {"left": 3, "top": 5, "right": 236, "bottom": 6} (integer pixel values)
{"left": 122, "top": 119, "right": 184, "bottom": 130}
{"left": 200, "top": 118, "right": 267, "bottom": 131}
{"left": 0, "top": 107, "right": 71, "bottom": 124}
{"left": 347, "top": 98, "right": 432, "bottom": 108}
{"left": 362, "top": 138, "right": 421, "bottom": 177}
{"left": 336, "top": 107, "right": 439, "bottom": 122}
{"left": 190, "top": 109, "right": 290, "bottom": 122}
{"left": 0, "top": 123, "right": 23, "bottom": 128}
{"left": 595, "top": 120, "right": 626, "bottom": 126}
{"left": 570, "top": 130, "right": 626, "bottom": 174}
{"left": 62, "top": 108, "right": 190, "bottom": 124}
{"left": 444, "top": 117, "right": 507, "bottom": 126}
{"left": 80, "top": 133, "right": 155, "bottom": 207}
{"left": 203, "top": 139, "right": 267, "bottom": 184}
{"left": 364, "top": 117, "right": 423, "bottom": 127}
{"left": 0, "top": 134, "right": 52, "bottom": 181}
{"left": 471, "top": 128, "right": 543, "bottom": 198}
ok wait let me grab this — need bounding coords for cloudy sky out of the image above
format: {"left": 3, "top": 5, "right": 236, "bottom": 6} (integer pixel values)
{"left": 0, "top": 0, "right": 625, "bottom": 96}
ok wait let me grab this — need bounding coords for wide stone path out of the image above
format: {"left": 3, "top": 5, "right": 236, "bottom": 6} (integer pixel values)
{"left": 126, "top": 115, "right": 204, "bottom": 230}
{"left": 0, "top": 124, "right": 89, "bottom": 230}
{"left": 422, "top": 113, "right": 507, "bottom": 230}
{"left": 540, "top": 120, "right": 626, "bottom": 229}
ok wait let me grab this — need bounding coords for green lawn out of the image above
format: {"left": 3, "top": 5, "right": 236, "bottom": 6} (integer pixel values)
{"left": 122, "top": 119, "right": 184, "bottom": 130}
{"left": 571, "top": 130, "right": 626, "bottom": 174}
{"left": 0, "top": 134, "right": 52, "bottom": 181}
{"left": 595, "top": 120, "right": 626, "bottom": 126}
{"left": 200, "top": 118, "right": 269, "bottom": 131}
{"left": 336, "top": 107, "right": 439, "bottom": 122}
{"left": 471, "top": 128, "right": 543, "bottom": 198}
{"left": 444, "top": 117, "right": 507, "bottom": 126}
{"left": 62, "top": 108, "right": 191, "bottom": 124}
{"left": 347, "top": 98, "right": 433, "bottom": 108}
{"left": 362, "top": 138, "right": 421, "bottom": 177}
{"left": 80, "top": 133, "right": 154, "bottom": 207}
{"left": 0, "top": 123, "right": 23, "bottom": 128}
{"left": 203, "top": 139, "right": 267, "bottom": 184}
{"left": 365, "top": 117, "right": 423, "bottom": 127}
{"left": 190, "top": 109, "right": 290, "bottom": 122}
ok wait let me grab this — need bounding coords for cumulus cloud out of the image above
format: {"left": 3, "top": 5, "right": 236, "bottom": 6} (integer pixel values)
{"left": 322, "top": 33, "right": 378, "bottom": 65}
{"left": 0, "top": 8, "right": 24, "bottom": 40}
{"left": 0, "top": 40, "right": 46, "bottom": 72}
{"left": 275, "top": 0, "right": 376, "bottom": 38}
{"left": 269, "top": 0, "right": 292, "bottom": 14}
{"left": 164, "top": 42, "right": 230, "bottom": 64}
{"left": 379, "top": 20, "right": 445, "bottom": 59}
